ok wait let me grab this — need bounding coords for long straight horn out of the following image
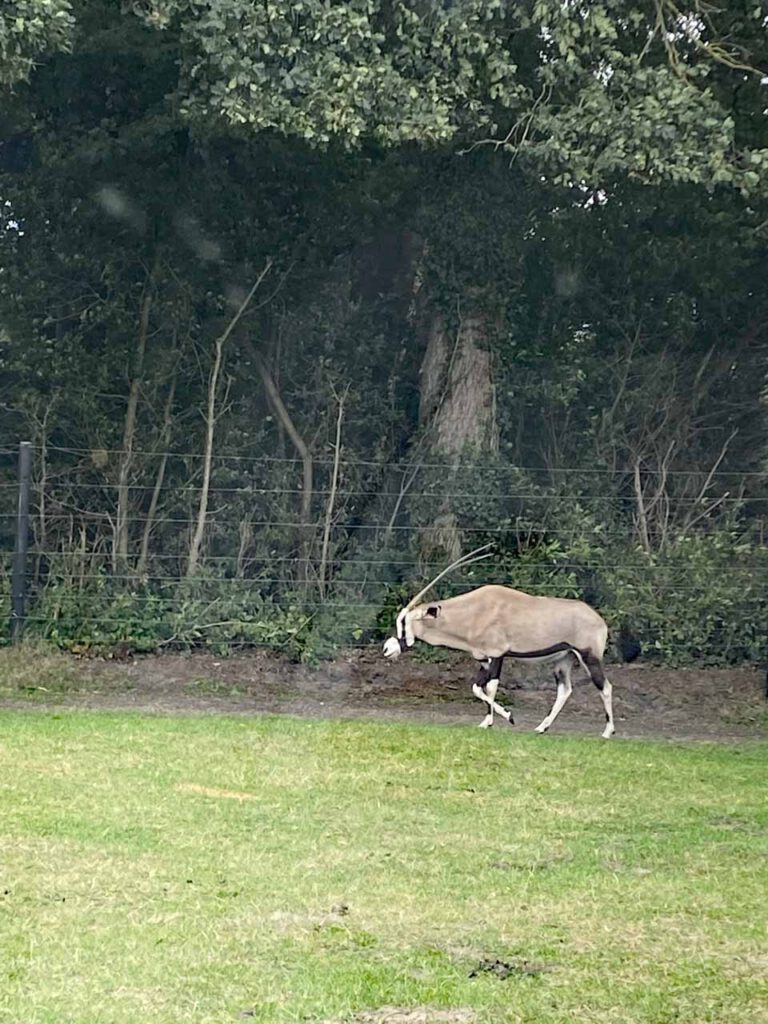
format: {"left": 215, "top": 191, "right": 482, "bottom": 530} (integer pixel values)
{"left": 404, "top": 543, "right": 494, "bottom": 612}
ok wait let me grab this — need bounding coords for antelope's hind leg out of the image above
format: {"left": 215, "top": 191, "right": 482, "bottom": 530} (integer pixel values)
{"left": 471, "top": 657, "right": 514, "bottom": 728}
{"left": 534, "top": 655, "right": 574, "bottom": 734}
{"left": 583, "top": 651, "right": 615, "bottom": 738}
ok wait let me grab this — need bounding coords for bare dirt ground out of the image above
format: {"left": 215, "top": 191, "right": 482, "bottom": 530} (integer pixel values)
{"left": 2, "top": 647, "right": 766, "bottom": 742}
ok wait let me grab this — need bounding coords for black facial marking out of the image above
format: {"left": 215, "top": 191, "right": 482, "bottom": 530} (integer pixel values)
{"left": 425, "top": 604, "right": 440, "bottom": 618}
{"left": 398, "top": 636, "right": 408, "bottom": 653}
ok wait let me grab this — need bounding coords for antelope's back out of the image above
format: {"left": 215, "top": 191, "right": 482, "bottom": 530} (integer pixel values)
{"left": 432, "top": 584, "right": 608, "bottom": 659}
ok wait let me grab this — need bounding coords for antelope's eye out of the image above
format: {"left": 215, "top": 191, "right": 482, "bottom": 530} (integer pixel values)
{"left": 425, "top": 605, "right": 440, "bottom": 618}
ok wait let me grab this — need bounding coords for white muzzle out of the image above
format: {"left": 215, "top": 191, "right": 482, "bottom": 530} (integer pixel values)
{"left": 382, "top": 637, "right": 401, "bottom": 659}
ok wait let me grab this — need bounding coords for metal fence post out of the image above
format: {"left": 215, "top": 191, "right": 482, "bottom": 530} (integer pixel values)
{"left": 10, "top": 441, "right": 32, "bottom": 644}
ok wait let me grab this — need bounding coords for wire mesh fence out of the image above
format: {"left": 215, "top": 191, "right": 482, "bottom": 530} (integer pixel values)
{"left": 1, "top": 441, "right": 767, "bottom": 664}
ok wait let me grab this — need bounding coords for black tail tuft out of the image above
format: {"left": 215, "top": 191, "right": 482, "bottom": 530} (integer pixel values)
{"left": 618, "top": 626, "right": 642, "bottom": 663}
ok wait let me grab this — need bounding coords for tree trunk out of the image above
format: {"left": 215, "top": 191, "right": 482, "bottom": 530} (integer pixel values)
{"left": 114, "top": 263, "right": 156, "bottom": 568}
{"left": 632, "top": 457, "right": 652, "bottom": 555}
{"left": 418, "top": 299, "right": 499, "bottom": 560}
{"left": 419, "top": 309, "right": 498, "bottom": 458}
{"left": 186, "top": 333, "right": 225, "bottom": 578}
{"left": 318, "top": 384, "right": 348, "bottom": 598}
{"left": 137, "top": 372, "right": 176, "bottom": 577}
{"left": 245, "top": 339, "right": 314, "bottom": 587}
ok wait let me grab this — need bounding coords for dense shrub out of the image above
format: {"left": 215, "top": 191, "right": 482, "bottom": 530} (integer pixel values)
{"left": 13, "top": 570, "right": 312, "bottom": 660}
{"left": 1, "top": 521, "right": 765, "bottom": 667}
{"left": 595, "top": 533, "right": 768, "bottom": 666}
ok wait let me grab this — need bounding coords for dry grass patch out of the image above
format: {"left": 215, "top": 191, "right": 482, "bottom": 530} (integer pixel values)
{"left": 0, "top": 644, "right": 95, "bottom": 697}
{"left": 325, "top": 1010, "right": 475, "bottom": 1024}
{"left": 174, "top": 782, "right": 260, "bottom": 801}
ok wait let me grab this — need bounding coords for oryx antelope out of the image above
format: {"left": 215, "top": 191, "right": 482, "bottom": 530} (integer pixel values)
{"left": 382, "top": 546, "right": 615, "bottom": 739}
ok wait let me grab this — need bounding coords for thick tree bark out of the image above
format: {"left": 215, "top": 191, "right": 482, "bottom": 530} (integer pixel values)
{"left": 418, "top": 299, "right": 499, "bottom": 559}
{"left": 419, "top": 308, "right": 498, "bottom": 456}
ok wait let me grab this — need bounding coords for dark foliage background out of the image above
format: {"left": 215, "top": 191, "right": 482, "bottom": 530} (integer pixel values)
{"left": 1, "top": 1, "right": 767, "bottom": 664}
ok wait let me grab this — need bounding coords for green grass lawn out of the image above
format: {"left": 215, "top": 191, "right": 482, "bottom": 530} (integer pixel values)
{"left": 0, "top": 711, "right": 766, "bottom": 1024}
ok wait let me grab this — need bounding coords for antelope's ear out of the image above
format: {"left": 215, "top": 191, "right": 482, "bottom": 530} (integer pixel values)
{"left": 425, "top": 604, "right": 441, "bottom": 618}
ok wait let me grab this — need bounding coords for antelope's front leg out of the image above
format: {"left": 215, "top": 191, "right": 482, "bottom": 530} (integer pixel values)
{"left": 471, "top": 657, "right": 513, "bottom": 728}
{"left": 471, "top": 661, "right": 494, "bottom": 728}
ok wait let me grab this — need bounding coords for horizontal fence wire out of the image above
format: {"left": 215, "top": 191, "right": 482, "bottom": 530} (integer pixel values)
{"left": 4, "top": 512, "right": 762, "bottom": 533}
{"left": 4, "top": 493, "right": 762, "bottom": 508}
{"left": 11, "top": 595, "right": 768, "bottom": 613}
{"left": 14, "top": 554, "right": 768, "bottom": 569}
{"left": 1, "top": 480, "right": 764, "bottom": 499}
{"left": 9, "top": 626, "right": 753, "bottom": 659}
{"left": 15, "top": 563, "right": 768, "bottom": 585}
{"left": 0, "top": 442, "right": 766, "bottom": 658}
{"left": 4, "top": 526, "right": 764, "bottom": 541}
{"left": 11, "top": 548, "right": 768, "bottom": 563}
{"left": 17, "top": 443, "right": 768, "bottom": 477}
{"left": 19, "top": 571, "right": 768, "bottom": 584}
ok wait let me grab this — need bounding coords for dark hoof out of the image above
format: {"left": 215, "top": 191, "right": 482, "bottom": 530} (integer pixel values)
{"left": 507, "top": 716, "right": 515, "bottom": 726}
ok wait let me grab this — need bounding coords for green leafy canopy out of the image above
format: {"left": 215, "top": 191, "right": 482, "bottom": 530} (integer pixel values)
{"left": 0, "top": 0, "right": 74, "bottom": 87}
{"left": 124, "top": 0, "right": 768, "bottom": 192}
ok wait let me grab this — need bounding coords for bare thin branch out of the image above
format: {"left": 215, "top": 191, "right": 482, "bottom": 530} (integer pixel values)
{"left": 186, "top": 259, "right": 273, "bottom": 577}
{"left": 318, "top": 383, "right": 349, "bottom": 599}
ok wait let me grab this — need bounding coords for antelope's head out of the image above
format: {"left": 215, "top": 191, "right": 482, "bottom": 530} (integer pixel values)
{"left": 382, "top": 545, "right": 492, "bottom": 659}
